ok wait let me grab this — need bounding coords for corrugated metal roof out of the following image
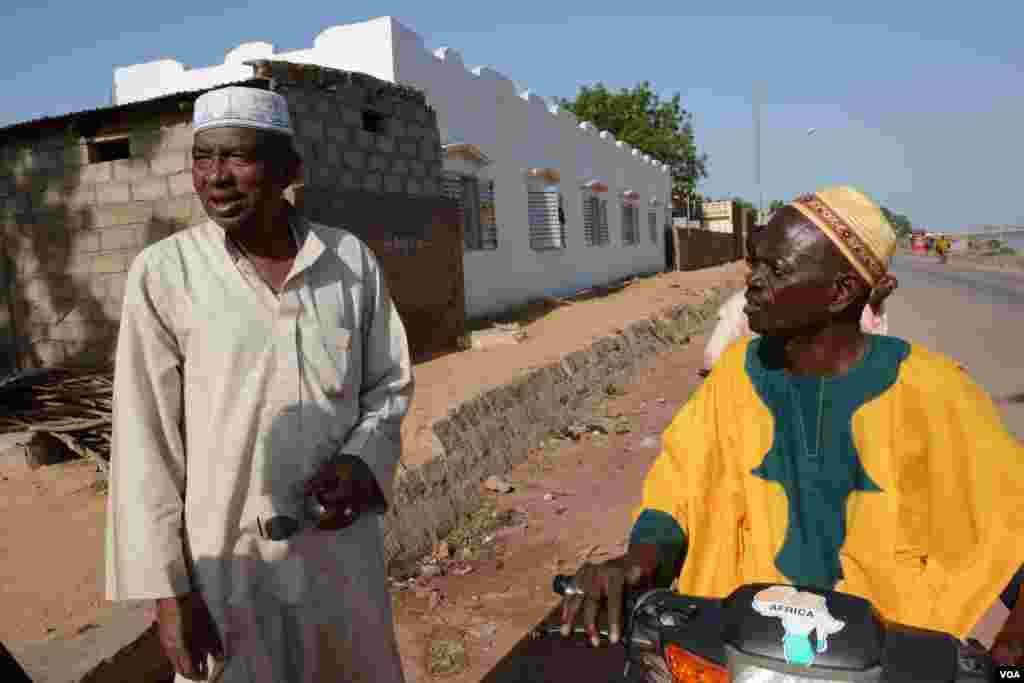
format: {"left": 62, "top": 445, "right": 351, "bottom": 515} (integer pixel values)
{"left": 0, "top": 77, "right": 264, "bottom": 141}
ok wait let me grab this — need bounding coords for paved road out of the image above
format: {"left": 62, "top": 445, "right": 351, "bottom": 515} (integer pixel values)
{"left": 888, "top": 255, "right": 1024, "bottom": 439}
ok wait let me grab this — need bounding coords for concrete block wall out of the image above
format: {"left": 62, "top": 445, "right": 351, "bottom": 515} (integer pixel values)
{"left": 2, "top": 61, "right": 451, "bottom": 369}
{"left": 0, "top": 112, "right": 206, "bottom": 369}
{"left": 252, "top": 60, "right": 442, "bottom": 208}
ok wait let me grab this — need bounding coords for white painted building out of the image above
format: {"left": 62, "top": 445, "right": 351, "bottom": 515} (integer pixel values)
{"left": 702, "top": 200, "right": 738, "bottom": 235}
{"left": 113, "top": 16, "right": 673, "bottom": 319}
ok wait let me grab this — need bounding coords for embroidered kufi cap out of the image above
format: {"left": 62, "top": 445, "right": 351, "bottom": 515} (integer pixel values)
{"left": 789, "top": 186, "right": 896, "bottom": 286}
{"left": 192, "top": 86, "right": 294, "bottom": 136}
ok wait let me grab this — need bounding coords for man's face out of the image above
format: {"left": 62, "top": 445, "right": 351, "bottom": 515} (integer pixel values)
{"left": 744, "top": 213, "right": 848, "bottom": 336}
{"left": 191, "top": 127, "right": 297, "bottom": 233}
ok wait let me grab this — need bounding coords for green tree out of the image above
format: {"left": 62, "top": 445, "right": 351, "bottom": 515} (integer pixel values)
{"left": 733, "top": 198, "right": 756, "bottom": 212}
{"left": 769, "top": 199, "right": 786, "bottom": 212}
{"left": 558, "top": 81, "right": 708, "bottom": 202}
{"left": 881, "top": 207, "right": 913, "bottom": 238}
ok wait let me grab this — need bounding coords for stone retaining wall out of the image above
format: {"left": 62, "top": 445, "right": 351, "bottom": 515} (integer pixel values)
{"left": 380, "top": 288, "right": 729, "bottom": 571}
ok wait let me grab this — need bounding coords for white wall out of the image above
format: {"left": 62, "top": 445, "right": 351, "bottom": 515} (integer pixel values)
{"left": 112, "top": 15, "right": 673, "bottom": 319}
{"left": 389, "top": 19, "right": 671, "bottom": 317}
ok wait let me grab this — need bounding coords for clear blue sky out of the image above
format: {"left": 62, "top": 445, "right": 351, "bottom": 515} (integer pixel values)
{"left": 3, "top": 1, "right": 1023, "bottom": 232}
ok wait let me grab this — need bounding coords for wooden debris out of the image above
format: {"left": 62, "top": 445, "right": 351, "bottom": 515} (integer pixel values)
{"left": 23, "top": 432, "right": 76, "bottom": 469}
{"left": 0, "top": 368, "right": 113, "bottom": 473}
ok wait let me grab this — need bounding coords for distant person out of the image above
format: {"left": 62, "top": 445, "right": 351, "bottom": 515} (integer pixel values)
{"left": 105, "top": 86, "right": 413, "bottom": 682}
{"left": 702, "top": 275, "right": 896, "bottom": 374}
{"left": 936, "top": 236, "right": 952, "bottom": 263}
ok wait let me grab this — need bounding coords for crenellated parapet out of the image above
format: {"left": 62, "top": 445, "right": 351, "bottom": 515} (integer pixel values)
{"left": 112, "top": 16, "right": 672, "bottom": 175}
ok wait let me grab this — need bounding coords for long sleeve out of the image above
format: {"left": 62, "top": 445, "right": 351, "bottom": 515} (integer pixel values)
{"left": 339, "top": 245, "right": 414, "bottom": 510}
{"left": 105, "top": 255, "right": 192, "bottom": 601}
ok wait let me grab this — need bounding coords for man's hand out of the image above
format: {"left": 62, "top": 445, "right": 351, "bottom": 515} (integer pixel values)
{"left": 156, "top": 592, "right": 223, "bottom": 681}
{"left": 560, "top": 545, "right": 659, "bottom": 648}
{"left": 303, "top": 455, "right": 383, "bottom": 531}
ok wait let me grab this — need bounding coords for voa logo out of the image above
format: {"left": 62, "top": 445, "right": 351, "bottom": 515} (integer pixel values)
{"left": 999, "top": 668, "right": 1022, "bottom": 679}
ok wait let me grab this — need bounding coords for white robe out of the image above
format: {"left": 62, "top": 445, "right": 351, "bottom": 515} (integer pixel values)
{"left": 105, "top": 212, "right": 413, "bottom": 682}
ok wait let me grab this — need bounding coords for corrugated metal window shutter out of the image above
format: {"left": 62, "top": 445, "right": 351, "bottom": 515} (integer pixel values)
{"left": 558, "top": 193, "right": 567, "bottom": 247}
{"left": 649, "top": 211, "right": 658, "bottom": 244}
{"left": 599, "top": 200, "right": 610, "bottom": 245}
{"left": 479, "top": 180, "right": 497, "bottom": 250}
{"left": 529, "top": 190, "right": 563, "bottom": 250}
{"left": 583, "top": 196, "right": 598, "bottom": 246}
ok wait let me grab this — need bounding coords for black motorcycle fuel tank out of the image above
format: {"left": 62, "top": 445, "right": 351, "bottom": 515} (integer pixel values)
{"left": 722, "top": 583, "right": 884, "bottom": 672}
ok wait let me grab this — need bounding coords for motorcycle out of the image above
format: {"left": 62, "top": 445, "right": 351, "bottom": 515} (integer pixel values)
{"left": 546, "top": 574, "right": 1002, "bottom": 682}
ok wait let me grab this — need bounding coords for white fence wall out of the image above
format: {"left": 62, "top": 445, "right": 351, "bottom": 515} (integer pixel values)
{"left": 112, "top": 15, "right": 673, "bottom": 319}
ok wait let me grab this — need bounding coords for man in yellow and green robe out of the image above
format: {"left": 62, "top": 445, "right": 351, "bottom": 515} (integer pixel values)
{"left": 561, "top": 186, "right": 1024, "bottom": 666}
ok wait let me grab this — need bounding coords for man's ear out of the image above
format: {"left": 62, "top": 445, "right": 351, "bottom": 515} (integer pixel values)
{"left": 827, "top": 271, "right": 866, "bottom": 314}
{"left": 288, "top": 157, "right": 304, "bottom": 189}
{"left": 275, "top": 156, "right": 304, "bottom": 193}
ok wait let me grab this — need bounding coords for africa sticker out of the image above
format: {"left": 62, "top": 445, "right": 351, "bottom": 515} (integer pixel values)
{"left": 752, "top": 586, "right": 846, "bottom": 667}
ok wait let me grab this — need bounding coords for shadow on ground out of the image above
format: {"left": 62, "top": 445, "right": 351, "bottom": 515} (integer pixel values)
{"left": 479, "top": 605, "right": 628, "bottom": 683}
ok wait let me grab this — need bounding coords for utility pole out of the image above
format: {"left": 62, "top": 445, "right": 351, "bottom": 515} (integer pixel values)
{"left": 753, "top": 81, "right": 765, "bottom": 222}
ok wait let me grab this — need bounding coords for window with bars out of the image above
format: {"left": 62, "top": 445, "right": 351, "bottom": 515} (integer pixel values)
{"left": 478, "top": 180, "right": 497, "bottom": 250}
{"left": 528, "top": 188, "right": 565, "bottom": 250}
{"left": 649, "top": 211, "right": 658, "bottom": 244}
{"left": 583, "top": 195, "right": 610, "bottom": 246}
{"left": 622, "top": 204, "right": 640, "bottom": 245}
{"left": 442, "top": 171, "right": 497, "bottom": 250}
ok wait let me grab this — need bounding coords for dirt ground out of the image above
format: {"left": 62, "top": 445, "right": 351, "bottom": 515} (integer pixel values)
{"left": 390, "top": 330, "right": 712, "bottom": 682}
{"left": 0, "top": 262, "right": 746, "bottom": 651}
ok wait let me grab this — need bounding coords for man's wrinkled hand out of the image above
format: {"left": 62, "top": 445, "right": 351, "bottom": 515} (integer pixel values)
{"left": 303, "top": 456, "right": 381, "bottom": 531}
{"left": 559, "top": 545, "right": 659, "bottom": 648}
{"left": 156, "top": 593, "right": 223, "bottom": 681}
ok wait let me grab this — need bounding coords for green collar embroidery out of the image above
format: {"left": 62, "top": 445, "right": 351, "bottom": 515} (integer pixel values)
{"left": 746, "top": 334, "right": 911, "bottom": 588}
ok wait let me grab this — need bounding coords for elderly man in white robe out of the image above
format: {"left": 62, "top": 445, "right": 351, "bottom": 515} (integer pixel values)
{"left": 105, "top": 86, "right": 414, "bottom": 682}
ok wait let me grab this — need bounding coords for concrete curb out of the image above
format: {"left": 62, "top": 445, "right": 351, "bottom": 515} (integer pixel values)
{"left": 16, "top": 286, "right": 732, "bottom": 682}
